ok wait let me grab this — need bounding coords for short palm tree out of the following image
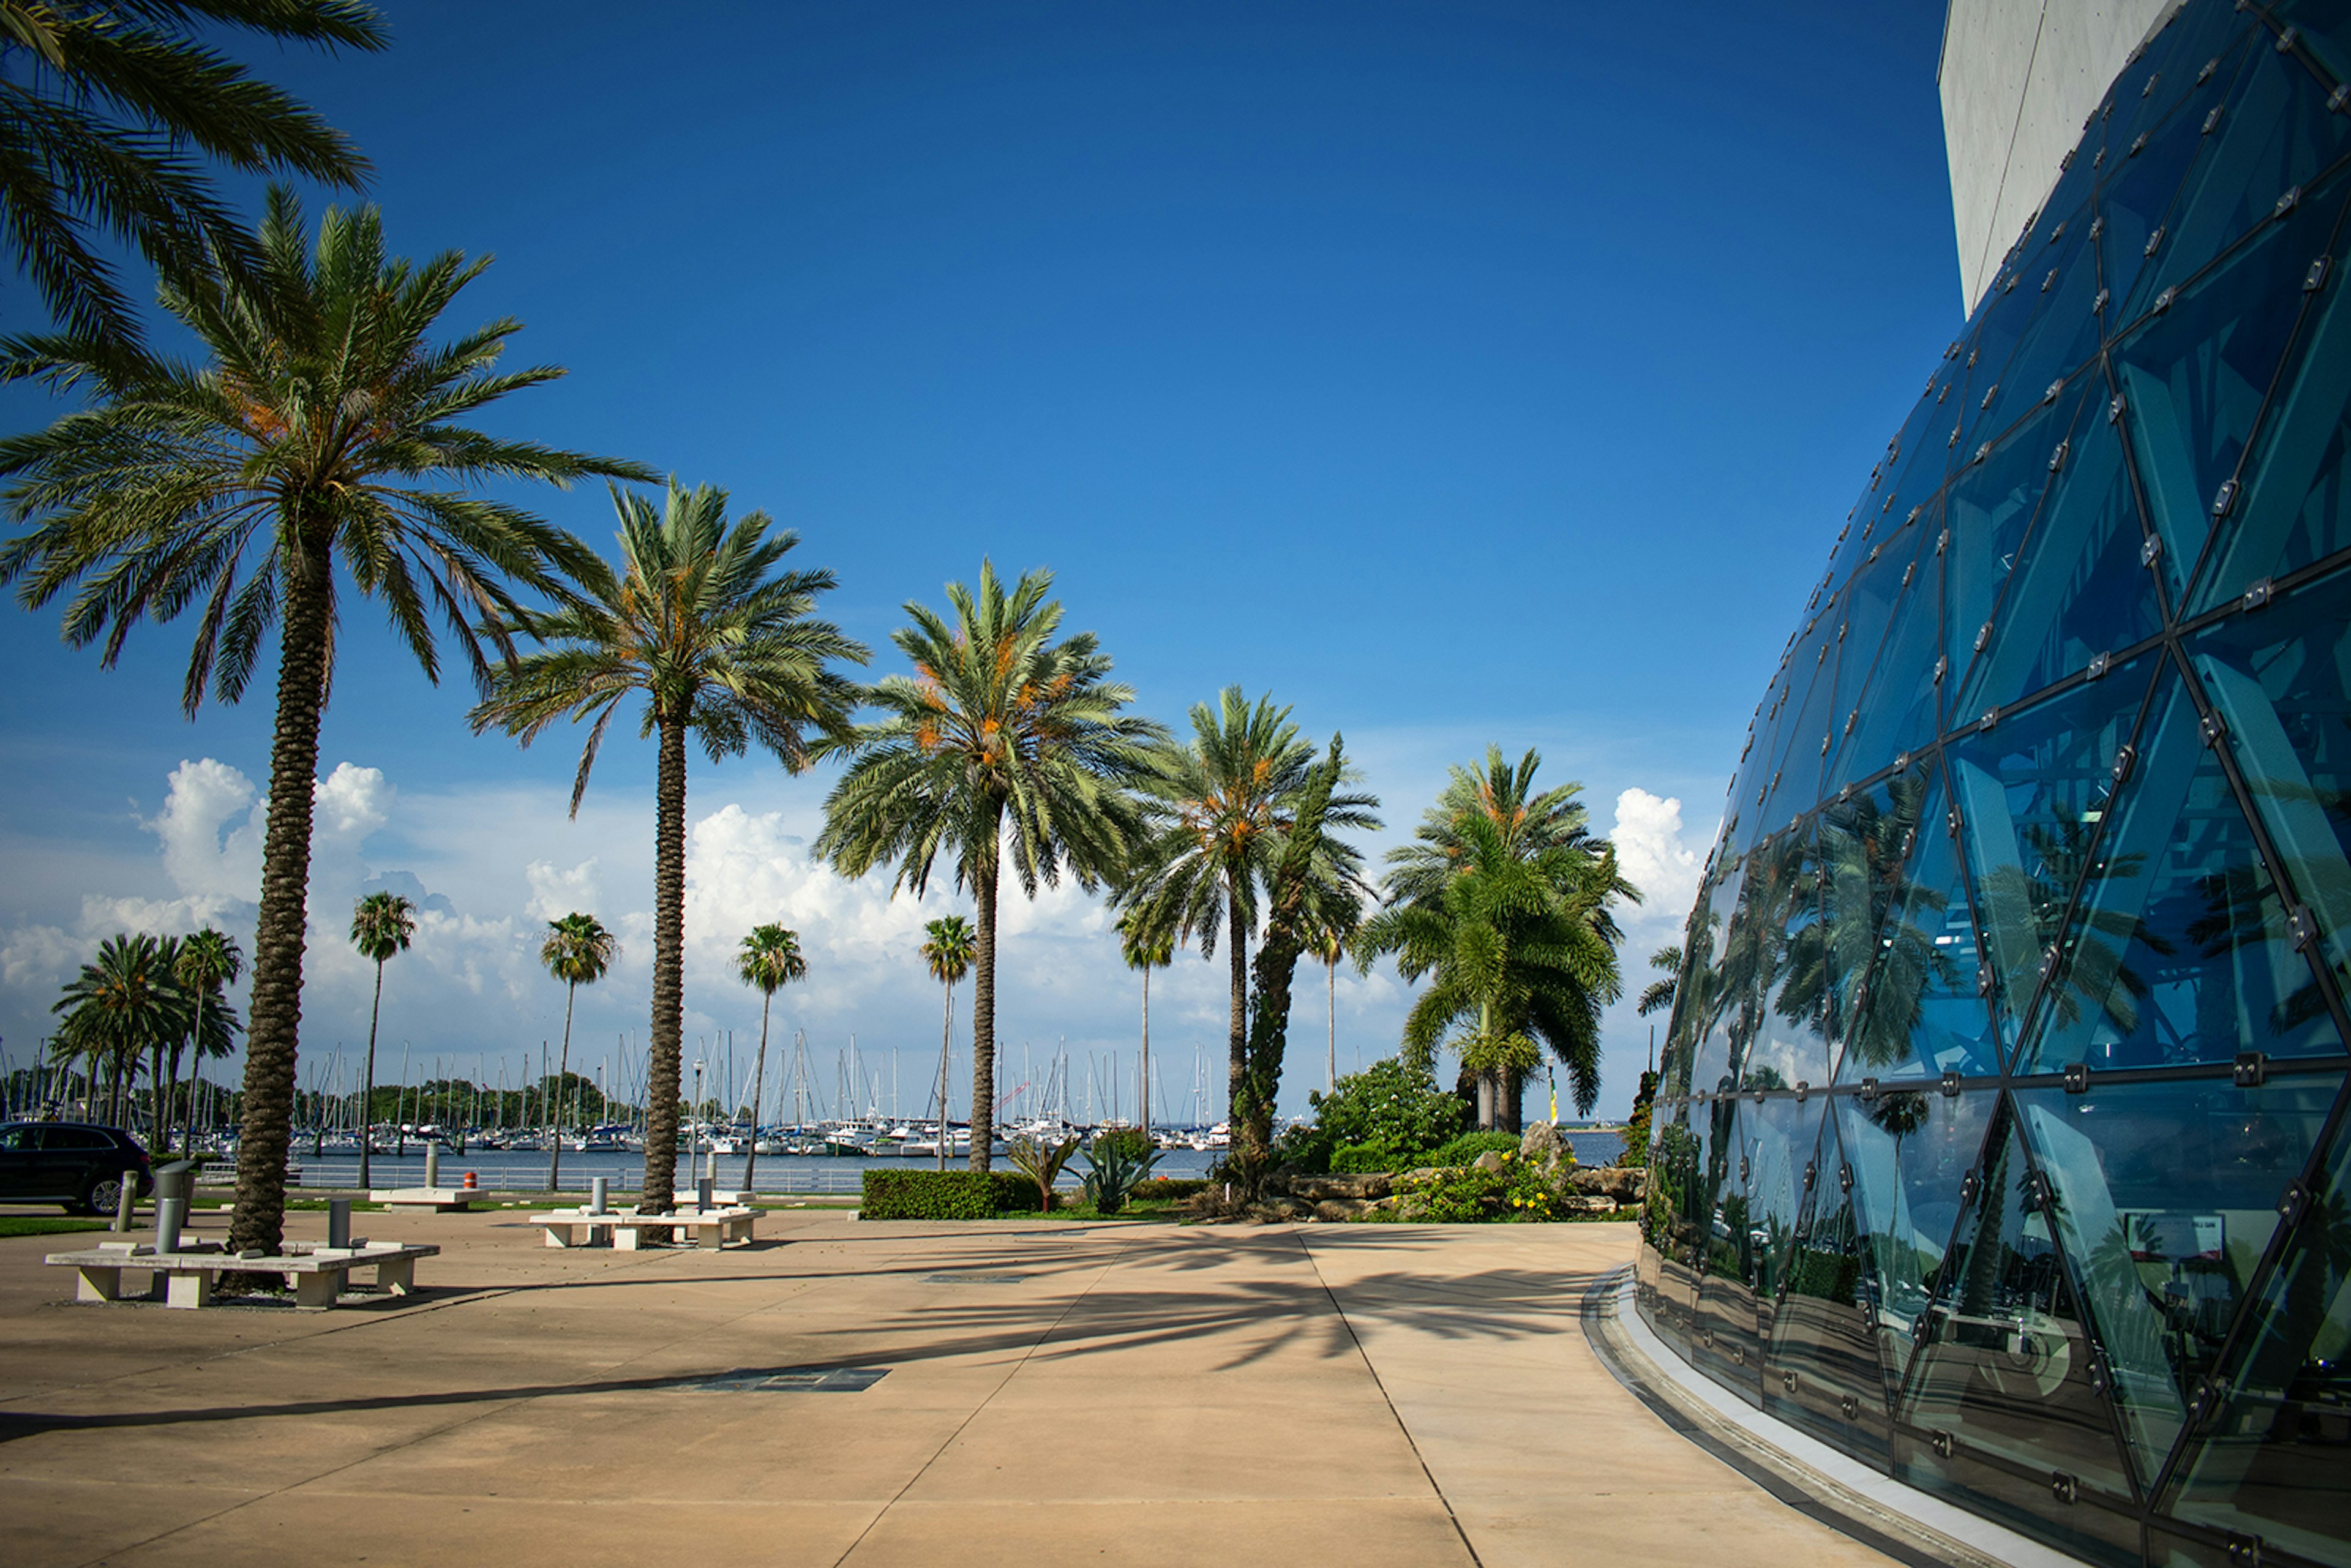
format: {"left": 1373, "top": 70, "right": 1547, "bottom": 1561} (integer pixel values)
{"left": 166, "top": 926, "right": 242, "bottom": 1155}
{"left": 53, "top": 932, "right": 181, "bottom": 1131}
{"left": 1117, "top": 688, "right": 1377, "bottom": 1130}
{"left": 541, "top": 911, "right": 618, "bottom": 1191}
{"left": 920, "top": 915, "right": 975, "bottom": 1171}
{"left": 473, "top": 481, "right": 864, "bottom": 1212}
{"left": 0, "top": 189, "right": 648, "bottom": 1257}
{"left": 349, "top": 891, "right": 413, "bottom": 1190}
{"left": 0, "top": 0, "right": 383, "bottom": 349}
{"left": 1116, "top": 909, "right": 1174, "bottom": 1139}
{"left": 1637, "top": 945, "right": 1682, "bottom": 1019}
{"left": 733, "top": 923, "right": 802, "bottom": 1190}
{"left": 817, "top": 561, "right": 1162, "bottom": 1172}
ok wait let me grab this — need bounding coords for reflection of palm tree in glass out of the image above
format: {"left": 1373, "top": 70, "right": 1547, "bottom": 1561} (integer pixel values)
{"left": 1788, "top": 777, "right": 1952, "bottom": 1073}
{"left": 1980, "top": 808, "right": 2163, "bottom": 1037}
{"left": 1712, "top": 835, "right": 1808, "bottom": 1091}
{"left": 1663, "top": 906, "right": 1723, "bottom": 1093}
{"left": 2186, "top": 864, "right": 2326, "bottom": 1037}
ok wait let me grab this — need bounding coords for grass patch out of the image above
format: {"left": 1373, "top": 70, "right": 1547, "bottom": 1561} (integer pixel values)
{"left": 0, "top": 1215, "right": 110, "bottom": 1237}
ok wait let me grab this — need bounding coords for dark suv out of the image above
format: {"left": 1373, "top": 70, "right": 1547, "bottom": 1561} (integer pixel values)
{"left": 0, "top": 1122, "right": 154, "bottom": 1214}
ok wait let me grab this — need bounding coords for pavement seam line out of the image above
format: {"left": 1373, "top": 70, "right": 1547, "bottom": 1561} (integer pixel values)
{"left": 1295, "top": 1231, "right": 1487, "bottom": 1568}
{"left": 826, "top": 1231, "right": 1136, "bottom": 1568}
{"left": 54, "top": 1241, "right": 825, "bottom": 1567}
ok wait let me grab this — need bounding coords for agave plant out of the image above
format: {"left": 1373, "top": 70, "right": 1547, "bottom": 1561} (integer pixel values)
{"left": 1076, "top": 1131, "right": 1161, "bottom": 1215}
{"left": 1007, "top": 1133, "right": 1080, "bottom": 1214}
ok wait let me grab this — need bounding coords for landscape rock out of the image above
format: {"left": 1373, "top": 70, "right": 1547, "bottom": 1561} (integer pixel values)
{"left": 1472, "top": 1151, "right": 1508, "bottom": 1174}
{"left": 1568, "top": 1166, "right": 1647, "bottom": 1202}
{"left": 1313, "top": 1198, "right": 1368, "bottom": 1223}
{"left": 1520, "top": 1122, "right": 1568, "bottom": 1170}
{"left": 1561, "top": 1193, "right": 1618, "bottom": 1214}
{"left": 1280, "top": 1172, "right": 1392, "bottom": 1203}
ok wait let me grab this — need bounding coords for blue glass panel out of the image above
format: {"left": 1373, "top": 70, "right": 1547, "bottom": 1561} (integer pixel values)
{"left": 1766, "top": 1107, "right": 1895, "bottom": 1463}
{"left": 1685, "top": 858, "right": 1749, "bottom": 1100}
{"left": 2022, "top": 663, "right": 2345, "bottom": 1073}
{"left": 1641, "top": 1095, "right": 1706, "bottom": 1343}
{"left": 1945, "top": 383, "right": 2094, "bottom": 696}
{"left": 1823, "top": 510, "right": 1933, "bottom": 794}
{"left": 1947, "top": 652, "right": 2164, "bottom": 1055}
{"left": 2162, "top": 1090, "right": 2351, "bottom": 1564}
{"left": 2191, "top": 566, "right": 2351, "bottom": 999}
{"left": 1837, "top": 768, "right": 2002, "bottom": 1082}
{"left": 1815, "top": 767, "right": 1935, "bottom": 1070}
{"left": 1761, "top": 621, "right": 1842, "bottom": 826}
{"left": 2273, "top": 0, "right": 2351, "bottom": 88}
{"left": 2192, "top": 180, "right": 2351, "bottom": 608}
{"left": 2016, "top": 1075, "right": 2341, "bottom": 1491}
{"left": 1980, "top": 204, "right": 2105, "bottom": 440}
{"left": 1957, "top": 387, "right": 2166, "bottom": 718}
{"left": 2110, "top": 0, "right": 2259, "bottom": 160}
{"left": 1839, "top": 1087, "right": 1996, "bottom": 1399}
{"left": 2115, "top": 176, "right": 2348, "bottom": 604}
{"left": 2097, "top": 72, "right": 2218, "bottom": 322}
{"left": 1712, "top": 830, "right": 1818, "bottom": 1092}
{"left": 1897, "top": 1109, "right": 2140, "bottom": 1549}
{"left": 1821, "top": 362, "right": 1964, "bottom": 605}
{"left": 1692, "top": 1089, "right": 1758, "bottom": 1403}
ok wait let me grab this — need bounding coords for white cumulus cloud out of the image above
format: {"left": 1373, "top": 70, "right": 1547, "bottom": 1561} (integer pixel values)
{"left": 1610, "top": 787, "right": 1709, "bottom": 941}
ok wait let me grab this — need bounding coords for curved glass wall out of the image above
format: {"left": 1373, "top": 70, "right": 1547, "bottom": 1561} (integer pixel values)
{"left": 1635, "top": 4, "right": 2351, "bottom": 1564}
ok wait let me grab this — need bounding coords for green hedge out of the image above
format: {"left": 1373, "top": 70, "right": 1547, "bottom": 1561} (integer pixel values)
{"left": 1129, "top": 1177, "right": 1214, "bottom": 1203}
{"left": 1428, "top": 1131, "right": 1524, "bottom": 1168}
{"left": 859, "top": 1169, "right": 1040, "bottom": 1220}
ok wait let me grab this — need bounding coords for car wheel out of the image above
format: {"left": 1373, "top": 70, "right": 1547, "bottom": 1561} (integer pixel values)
{"left": 83, "top": 1174, "right": 125, "bottom": 1217}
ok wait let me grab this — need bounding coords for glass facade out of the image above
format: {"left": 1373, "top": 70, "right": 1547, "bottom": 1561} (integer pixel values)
{"left": 1634, "top": 4, "right": 2351, "bottom": 1564}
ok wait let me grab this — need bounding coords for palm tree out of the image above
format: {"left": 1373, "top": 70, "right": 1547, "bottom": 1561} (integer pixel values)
{"left": 348, "top": 891, "right": 413, "bottom": 1190}
{"left": 1303, "top": 892, "right": 1362, "bottom": 1095}
{"left": 473, "top": 481, "right": 863, "bottom": 1212}
{"left": 51, "top": 932, "right": 181, "bottom": 1132}
{"left": 920, "top": 916, "right": 976, "bottom": 1171}
{"left": 1116, "top": 909, "right": 1174, "bottom": 1141}
{"left": 1385, "top": 745, "right": 1604, "bottom": 906}
{"left": 168, "top": 926, "right": 241, "bottom": 1154}
{"left": 816, "top": 562, "right": 1162, "bottom": 1172}
{"left": 1637, "top": 945, "right": 1682, "bottom": 1019}
{"left": 1117, "top": 688, "right": 1378, "bottom": 1135}
{"left": 0, "top": 189, "right": 648, "bottom": 1257}
{"left": 0, "top": 0, "right": 383, "bottom": 350}
{"left": 733, "top": 923, "right": 801, "bottom": 1191}
{"left": 541, "top": 911, "right": 618, "bottom": 1192}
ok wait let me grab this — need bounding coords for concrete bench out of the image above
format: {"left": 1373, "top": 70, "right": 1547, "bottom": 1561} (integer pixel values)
{"left": 369, "top": 1186, "right": 493, "bottom": 1212}
{"left": 528, "top": 1206, "right": 756, "bottom": 1251}
{"left": 46, "top": 1239, "right": 440, "bottom": 1310}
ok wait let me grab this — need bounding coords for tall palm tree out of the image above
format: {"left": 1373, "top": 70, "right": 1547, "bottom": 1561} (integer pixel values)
{"left": 541, "top": 911, "right": 617, "bottom": 1192}
{"left": 168, "top": 926, "right": 241, "bottom": 1154}
{"left": 52, "top": 932, "right": 181, "bottom": 1132}
{"left": 1303, "top": 891, "right": 1362, "bottom": 1094}
{"left": 817, "top": 562, "right": 1162, "bottom": 1172}
{"left": 1385, "top": 745, "right": 1603, "bottom": 906}
{"left": 1637, "top": 945, "right": 1682, "bottom": 1019}
{"left": 0, "top": 0, "right": 383, "bottom": 350}
{"left": 0, "top": 189, "right": 648, "bottom": 1256}
{"left": 733, "top": 923, "right": 801, "bottom": 1191}
{"left": 1116, "top": 909, "right": 1174, "bottom": 1141}
{"left": 348, "top": 891, "right": 412, "bottom": 1190}
{"left": 1117, "top": 688, "right": 1378, "bottom": 1133}
{"left": 920, "top": 915, "right": 975, "bottom": 1171}
{"left": 473, "top": 481, "right": 863, "bottom": 1212}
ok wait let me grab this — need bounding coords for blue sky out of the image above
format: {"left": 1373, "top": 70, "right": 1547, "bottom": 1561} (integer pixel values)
{"left": 0, "top": 1, "right": 1961, "bottom": 1123}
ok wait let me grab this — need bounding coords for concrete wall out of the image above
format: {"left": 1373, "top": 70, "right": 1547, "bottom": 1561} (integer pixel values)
{"left": 1940, "top": 0, "right": 2180, "bottom": 314}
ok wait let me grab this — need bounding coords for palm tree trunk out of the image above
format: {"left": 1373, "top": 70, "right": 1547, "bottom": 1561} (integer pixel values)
{"left": 1327, "top": 956, "right": 1337, "bottom": 1093}
{"left": 1226, "top": 884, "right": 1248, "bottom": 1133}
{"left": 551, "top": 980, "right": 574, "bottom": 1192}
{"left": 228, "top": 549, "right": 330, "bottom": 1259}
{"left": 744, "top": 989, "right": 771, "bottom": 1191}
{"left": 640, "top": 713, "right": 689, "bottom": 1212}
{"left": 1139, "top": 966, "right": 1150, "bottom": 1144}
{"left": 969, "top": 802, "right": 1003, "bottom": 1174}
{"left": 937, "top": 979, "right": 953, "bottom": 1172}
{"left": 161, "top": 1039, "right": 185, "bottom": 1158}
{"left": 358, "top": 958, "right": 384, "bottom": 1190}
{"left": 147, "top": 1040, "right": 165, "bottom": 1151}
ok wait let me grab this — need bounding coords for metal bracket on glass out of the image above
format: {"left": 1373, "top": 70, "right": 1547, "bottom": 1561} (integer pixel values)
{"left": 1960, "top": 1170, "right": 1981, "bottom": 1207}
{"left": 2199, "top": 54, "right": 2219, "bottom": 83}
{"left": 2153, "top": 285, "right": 2178, "bottom": 313}
{"left": 1802, "top": 1160, "right": 1817, "bottom": 1190}
{"left": 1931, "top": 1430, "right": 1955, "bottom": 1460}
{"left": 2025, "top": 1171, "right": 2055, "bottom": 1209}
{"left": 2087, "top": 650, "right": 2110, "bottom": 680}
{"left": 1976, "top": 962, "right": 1995, "bottom": 996}
{"left": 1941, "top": 1070, "right": 1962, "bottom": 1098}
{"left": 2063, "top": 1062, "right": 2090, "bottom": 1094}
{"left": 2088, "top": 1357, "right": 2110, "bottom": 1397}
{"left": 1795, "top": 1080, "right": 1809, "bottom": 1103}
{"left": 1973, "top": 441, "right": 1992, "bottom": 464}
{"left": 1948, "top": 422, "right": 1961, "bottom": 448}
{"left": 2129, "top": 132, "right": 2148, "bottom": 157}
{"left": 2333, "top": 83, "right": 2350, "bottom": 113}
{"left": 2234, "top": 1051, "right": 2269, "bottom": 1088}
{"left": 2202, "top": 711, "right": 2230, "bottom": 747}
{"left": 2213, "top": 477, "right": 2240, "bottom": 518}
{"left": 2288, "top": 904, "right": 2317, "bottom": 950}
{"left": 1739, "top": 1157, "right": 1750, "bottom": 1184}
{"left": 2203, "top": 105, "right": 2222, "bottom": 134}
{"left": 2090, "top": 216, "right": 2105, "bottom": 241}
{"left": 2141, "top": 533, "right": 2164, "bottom": 566}
{"left": 2051, "top": 1472, "right": 2079, "bottom": 1506}
{"left": 1936, "top": 527, "right": 1949, "bottom": 555}
{"left": 2279, "top": 1180, "right": 2310, "bottom": 1226}
{"left": 1980, "top": 383, "right": 2000, "bottom": 411}
{"left": 2113, "top": 743, "right": 2137, "bottom": 784}
{"left": 2108, "top": 390, "right": 2125, "bottom": 420}
{"left": 2226, "top": 1532, "right": 2268, "bottom": 1566}
{"left": 2044, "top": 379, "right": 2063, "bottom": 402}
{"left": 1782, "top": 1371, "right": 1799, "bottom": 1394}
{"left": 1981, "top": 707, "right": 2000, "bottom": 732}
{"left": 1839, "top": 1161, "right": 1855, "bottom": 1192}
{"left": 2275, "top": 185, "right": 2301, "bottom": 217}
{"left": 2040, "top": 945, "right": 2061, "bottom": 981}
{"left": 1858, "top": 1078, "right": 1878, "bottom": 1103}
{"left": 2042, "top": 269, "right": 2058, "bottom": 293}
{"left": 1839, "top": 1395, "right": 1859, "bottom": 1421}
{"left": 1948, "top": 806, "right": 1962, "bottom": 838}
{"left": 2144, "top": 225, "right": 2165, "bottom": 258}
{"left": 2305, "top": 256, "right": 2331, "bottom": 293}
{"left": 2276, "top": 26, "right": 2299, "bottom": 54}
{"left": 2048, "top": 439, "right": 2068, "bottom": 471}
{"left": 1974, "top": 621, "right": 1993, "bottom": 653}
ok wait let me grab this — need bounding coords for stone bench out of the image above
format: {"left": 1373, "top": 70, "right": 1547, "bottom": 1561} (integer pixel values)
{"left": 528, "top": 1206, "right": 756, "bottom": 1251}
{"left": 369, "top": 1186, "right": 493, "bottom": 1212}
{"left": 46, "top": 1239, "right": 440, "bottom": 1310}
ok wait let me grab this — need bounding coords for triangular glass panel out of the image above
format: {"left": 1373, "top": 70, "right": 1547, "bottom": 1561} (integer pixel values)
{"left": 2146, "top": 29, "right": 2349, "bottom": 310}
{"left": 2021, "top": 661, "right": 2347, "bottom": 1072}
{"left": 2160, "top": 1087, "right": 2351, "bottom": 1566}
{"left": 1823, "top": 509, "right": 1932, "bottom": 784}
{"left": 1663, "top": 862, "right": 1742, "bottom": 1100}
{"left": 1765, "top": 1106, "right": 1895, "bottom": 1466}
{"left": 1957, "top": 387, "right": 2166, "bottom": 718}
{"left": 2189, "top": 563, "right": 2351, "bottom": 1000}
{"left": 2096, "top": 70, "right": 2219, "bottom": 323}
{"left": 1692, "top": 1090, "right": 1760, "bottom": 1404}
{"left": 2105, "top": 1, "right": 2259, "bottom": 163}
{"left": 1746, "top": 828, "right": 1836, "bottom": 1095}
{"left": 1896, "top": 1107, "right": 2142, "bottom": 1540}
{"left": 1816, "top": 766, "right": 1935, "bottom": 1063}
{"left": 1685, "top": 858, "right": 1750, "bottom": 1101}
{"left": 1978, "top": 206, "right": 2104, "bottom": 441}
{"left": 1641, "top": 1094, "right": 1706, "bottom": 1349}
{"left": 1832, "top": 527, "right": 1947, "bottom": 798}
{"left": 1820, "top": 362, "right": 1967, "bottom": 606}
{"left": 2113, "top": 173, "right": 2350, "bottom": 606}
{"left": 1837, "top": 1086, "right": 1997, "bottom": 1408}
{"left": 1951, "top": 259, "right": 2048, "bottom": 456}
{"left": 1697, "top": 1095, "right": 1821, "bottom": 1406}
{"left": 1712, "top": 828, "right": 1820, "bottom": 1092}
{"left": 1836, "top": 767, "right": 2003, "bottom": 1082}
{"left": 1946, "top": 651, "right": 2164, "bottom": 1057}
{"left": 1944, "top": 381, "right": 2096, "bottom": 696}
{"left": 1760, "top": 621, "right": 1840, "bottom": 827}
{"left": 2274, "top": 0, "right": 2351, "bottom": 87}
{"left": 2191, "top": 173, "right": 2351, "bottom": 609}
{"left": 2014, "top": 1074, "right": 2342, "bottom": 1493}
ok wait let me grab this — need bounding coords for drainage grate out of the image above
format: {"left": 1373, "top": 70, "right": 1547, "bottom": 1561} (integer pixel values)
{"left": 681, "top": 1367, "right": 889, "bottom": 1393}
{"left": 923, "top": 1272, "right": 1027, "bottom": 1284}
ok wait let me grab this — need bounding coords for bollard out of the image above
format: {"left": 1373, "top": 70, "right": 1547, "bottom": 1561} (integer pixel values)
{"left": 424, "top": 1142, "right": 440, "bottom": 1190}
{"left": 328, "top": 1198, "right": 351, "bottom": 1250}
{"left": 156, "top": 1195, "right": 185, "bottom": 1254}
{"left": 704, "top": 1147, "right": 718, "bottom": 1184}
{"left": 112, "top": 1169, "right": 138, "bottom": 1232}
{"left": 590, "top": 1176, "right": 609, "bottom": 1215}
{"left": 697, "top": 1174, "right": 715, "bottom": 1211}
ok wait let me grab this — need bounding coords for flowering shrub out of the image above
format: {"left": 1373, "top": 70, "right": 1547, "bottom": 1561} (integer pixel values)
{"left": 1385, "top": 1150, "right": 1565, "bottom": 1223}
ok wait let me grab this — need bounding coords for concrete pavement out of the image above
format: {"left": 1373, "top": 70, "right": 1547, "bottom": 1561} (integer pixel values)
{"left": 0, "top": 1205, "right": 1902, "bottom": 1566}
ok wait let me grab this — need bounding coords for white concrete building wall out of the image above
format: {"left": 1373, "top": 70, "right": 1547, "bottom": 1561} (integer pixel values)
{"left": 1940, "top": 0, "right": 2181, "bottom": 313}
